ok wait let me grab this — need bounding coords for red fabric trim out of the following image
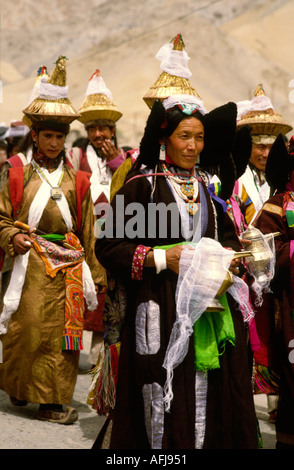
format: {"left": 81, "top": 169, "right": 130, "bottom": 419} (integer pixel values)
{"left": 0, "top": 166, "right": 25, "bottom": 271}
{"left": 79, "top": 149, "right": 92, "bottom": 172}
{"left": 7, "top": 154, "right": 24, "bottom": 168}
{"left": 76, "top": 170, "right": 91, "bottom": 231}
{"left": 83, "top": 292, "right": 106, "bottom": 332}
{"left": 65, "top": 149, "right": 74, "bottom": 168}
{"left": 8, "top": 166, "right": 24, "bottom": 220}
{"left": 131, "top": 245, "right": 152, "bottom": 280}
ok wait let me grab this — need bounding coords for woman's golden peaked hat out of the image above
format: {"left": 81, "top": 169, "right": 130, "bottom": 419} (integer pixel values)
{"left": 23, "top": 56, "right": 80, "bottom": 126}
{"left": 143, "top": 34, "right": 201, "bottom": 109}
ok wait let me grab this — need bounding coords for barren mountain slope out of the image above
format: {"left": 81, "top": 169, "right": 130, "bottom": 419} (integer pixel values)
{"left": 1, "top": 0, "right": 293, "bottom": 147}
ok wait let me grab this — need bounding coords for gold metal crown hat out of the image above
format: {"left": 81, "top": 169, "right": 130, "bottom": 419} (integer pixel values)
{"left": 78, "top": 69, "right": 122, "bottom": 123}
{"left": 143, "top": 34, "right": 201, "bottom": 109}
{"left": 22, "top": 66, "right": 50, "bottom": 128}
{"left": 237, "top": 84, "right": 292, "bottom": 136}
{"left": 23, "top": 56, "right": 80, "bottom": 126}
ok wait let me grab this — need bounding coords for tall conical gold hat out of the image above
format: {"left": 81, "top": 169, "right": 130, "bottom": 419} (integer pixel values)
{"left": 22, "top": 66, "right": 50, "bottom": 128}
{"left": 23, "top": 56, "right": 80, "bottom": 126}
{"left": 78, "top": 70, "right": 122, "bottom": 124}
{"left": 143, "top": 34, "right": 201, "bottom": 109}
{"left": 237, "top": 84, "right": 292, "bottom": 136}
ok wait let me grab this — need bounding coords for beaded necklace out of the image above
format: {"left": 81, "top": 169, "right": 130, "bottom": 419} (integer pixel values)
{"left": 161, "top": 162, "right": 199, "bottom": 215}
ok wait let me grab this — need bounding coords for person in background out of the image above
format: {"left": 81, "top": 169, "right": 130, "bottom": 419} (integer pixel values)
{"left": 4, "top": 121, "right": 30, "bottom": 159}
{"left": 233, "top": 84, "right": 293, "bottom": 423}
{"left": 0, "top": 56, "right": 106, "bottom": 424}
{"left": 0, "top": 140, "right": 7, "bottom": 171}
{"left": 0, "top": 66, "right": 51, "bottom": 193}
{"left": 254, "top": 134, "right": 294, "bottom": 448}
{"left": 233, "top": 84, "right": 292, "bottom": 226}
{"left": 68, "top": 69, "right": 127, "bottom": 368}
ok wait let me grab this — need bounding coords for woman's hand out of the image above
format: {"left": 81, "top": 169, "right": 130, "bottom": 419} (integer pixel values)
{"left": 165, "top": 244, "right": 186, "bottom": 274}
{"left": 145, "top": 245, "right": 185, "bottom": 274}
{"left": 228, "top": 237, "right": 252, "bottom": 275}
{"left": 225, "top": 246, "right": 242, "bottom": 275}
{"left": 12, "top": 233, "right": 33, "bottom": 255}
{"left": 229, "top": 257, "right": 241, "bottom": 275}
{"left": 239, "top": 237, "right": 252, "bottom": 248}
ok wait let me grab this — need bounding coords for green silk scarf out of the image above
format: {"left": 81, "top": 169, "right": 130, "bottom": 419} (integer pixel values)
{"left": 193, "top": 293, "right": 235, "bottom": 371}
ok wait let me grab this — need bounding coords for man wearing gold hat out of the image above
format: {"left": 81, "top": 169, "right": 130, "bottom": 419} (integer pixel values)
{"left": 234, "top": 85, "right": 293, "bottom": 424}
{"left": 233, "top": 84, "right": 292, "bottom": 226}
{"left": 69, "top": 69, "right": 126, "bottom": 205}
{"left": 68, "top": 69, "right": 127, "bottom": 367}
{"left": 0, "top": 56, "right": 106, "bottom": 424}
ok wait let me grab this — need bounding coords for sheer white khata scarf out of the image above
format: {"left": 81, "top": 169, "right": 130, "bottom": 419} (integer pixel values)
{"left": 162, "top": 237, "right": 255, "bottom": 412}
{"left": 163, "top": 238, "right": 234, "bottom": 411}
{"left": 156, "top": 41, "right": 192, "bottom": 79}
{"left": 0, "top": 161, "right": 97, "bottom": 334}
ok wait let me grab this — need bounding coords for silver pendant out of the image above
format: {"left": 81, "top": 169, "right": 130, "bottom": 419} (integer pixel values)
{"left": 100, "top": 176, "right": 109, "bottom": 185}
{"left": 51, "top": 187, "right": 63, "bottom": 200}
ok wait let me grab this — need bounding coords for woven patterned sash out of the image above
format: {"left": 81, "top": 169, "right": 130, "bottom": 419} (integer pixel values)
{"left": 31, "top": 232, "right": 85, "bottom": 351}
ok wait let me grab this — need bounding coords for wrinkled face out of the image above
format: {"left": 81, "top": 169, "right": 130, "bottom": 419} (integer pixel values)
{"left": 164, "top": 117, "right": 205, "bottom": 169}
{"left": 250, "top": 143, "right": 272, "bottom": 172}
{"left": 87, "top": 124, "right": 114, "bottom": 149}
{"left": 32, "top": 129, "right": 66, "bottom": 159}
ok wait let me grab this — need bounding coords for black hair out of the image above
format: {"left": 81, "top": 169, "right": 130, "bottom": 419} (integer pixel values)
{"left": 265, "top": 133, "right": 293, "bottom": 191}
{"left": 32, "top": 120, "right": 70, "bottom": 135}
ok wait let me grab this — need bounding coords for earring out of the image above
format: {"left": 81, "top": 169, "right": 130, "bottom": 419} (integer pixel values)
{"left": 159, "top": 143, "right": 166, "bottom": 161}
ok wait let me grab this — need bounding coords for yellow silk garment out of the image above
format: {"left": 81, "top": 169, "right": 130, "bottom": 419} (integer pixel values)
{"left": 0, "top": 164, "right": 106, "bottom": 404}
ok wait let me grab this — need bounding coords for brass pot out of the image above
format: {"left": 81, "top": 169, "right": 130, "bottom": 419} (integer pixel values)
{"left": 241, "top": 227, "right": 279, "bottom": 284}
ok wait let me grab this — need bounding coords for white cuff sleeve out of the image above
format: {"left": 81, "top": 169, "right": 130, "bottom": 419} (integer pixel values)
{"left": 153, "top": 249, "right": 167, "bottom": 274}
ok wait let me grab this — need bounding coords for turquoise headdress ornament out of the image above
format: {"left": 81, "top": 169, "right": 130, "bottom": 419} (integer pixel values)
{"left": 177, "top": 102, "right": 200, "bottom": 115}
{"left": 162, "top": 94, "right": 207, "bottom": 116}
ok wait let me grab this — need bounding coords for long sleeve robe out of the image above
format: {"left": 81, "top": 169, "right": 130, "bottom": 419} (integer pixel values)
{"left": 0, "top": 163, "right": 106, "bottom": 404}
{"left": 95, "top": 167, "right": 258, "bottom": 449}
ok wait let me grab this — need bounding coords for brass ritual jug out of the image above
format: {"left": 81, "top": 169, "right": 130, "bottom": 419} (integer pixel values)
{"left": 241, "top": 226, "right": 280, "bottom": 285}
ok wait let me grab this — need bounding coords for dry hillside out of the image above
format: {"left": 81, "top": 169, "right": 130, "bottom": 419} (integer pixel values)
{"left": 1, "top": 0, "right": 294, "bottom": 148}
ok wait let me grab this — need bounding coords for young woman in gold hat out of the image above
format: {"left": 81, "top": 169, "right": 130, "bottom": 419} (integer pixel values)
{"left": 0, "top": 57, "right": 106, "bottom": 424}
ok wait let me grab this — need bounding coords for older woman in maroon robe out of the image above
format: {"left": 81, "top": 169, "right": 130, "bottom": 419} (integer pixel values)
{"left": 94, "top": 97, "right": 258, "bottom": 449}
